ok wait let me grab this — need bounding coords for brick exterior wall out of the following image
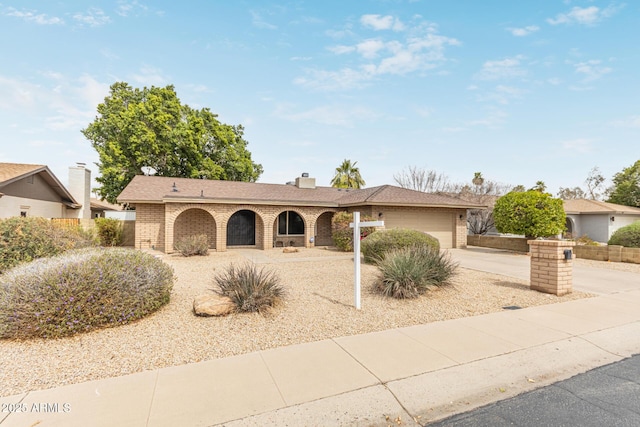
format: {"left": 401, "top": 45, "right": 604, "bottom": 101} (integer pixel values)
{"left": 467, "top": 235, "right": 530, "bottom": 252}
{"left": 134, "top": 204, "right": 165, "bottom": 250}
{"left": 528, "top": 240, "right": 576, "bottom": 296}
{"left": 174, "top": 208, "right": 217, "bottom": 249}
{"left": 136, "top": 202, "right": 341, "bottom": 253}
{"left": 134, "top": 201, "right": 470, "bottom": 252}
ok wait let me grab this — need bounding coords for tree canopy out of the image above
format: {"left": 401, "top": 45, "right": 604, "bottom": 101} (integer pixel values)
{"left": 493, "top": 190, "right": 566, "bottom": 238}
{"left": 331, "top": 159, "right": 366, "bottom": 189}
{"left": 607, "top": 160, "right": 640, "bottom": 207}
{"left": 82, "top": 82, "right": 263, "bottom": 203}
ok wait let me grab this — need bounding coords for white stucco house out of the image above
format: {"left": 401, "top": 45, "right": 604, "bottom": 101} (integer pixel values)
{"left": 564, "top": 199, "right": 640, "bottom": 243}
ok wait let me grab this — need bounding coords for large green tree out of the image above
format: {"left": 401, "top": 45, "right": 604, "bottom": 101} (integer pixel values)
{"left": 607, "top": 160, "right": 640, "bottom": 207}
{"left": 82, "top": 82, "right": 263, "bottom": 203}
{"left": 493, "top": 190, "right": 566, "bottom": 238}
{"left": 330, "top": 159, "right": 366, "bottom": 189}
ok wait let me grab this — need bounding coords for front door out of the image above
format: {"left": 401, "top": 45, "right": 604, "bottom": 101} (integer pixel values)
{"left": 227, "top": 210, "right": 256, "bottom": 246}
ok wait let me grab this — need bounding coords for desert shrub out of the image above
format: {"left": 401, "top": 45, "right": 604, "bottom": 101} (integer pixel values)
{"left": 373, "top": 245, "right": 458, "bottom": 299}
{"left": 214, "top": 263, "right": 284, "bottom": 313}
{"left": 0, "top": 248, "right": 174, "bottom": 339}
{"left": 0, "top": 217, "right": 96, "bottom": 273}
{"left": 574, "top": 234, "right": 600, "bottom": 246}
{"left": 361, "top": 228, "right": 440, "bottom": 263}
{"left": 331, "top": 211, "right": 377, "bottom": 251}
{"left": 95, "top": 218, "right": 123, "bottom": 246}
{"left": 608, "top": 221, "right": 640, "bottom": 248}
{"left": 175, "top": 234, "right": 209, "bottom": 256}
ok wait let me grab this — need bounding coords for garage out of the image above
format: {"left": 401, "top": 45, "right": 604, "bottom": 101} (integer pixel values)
{"left": 383, "top": 210, "right": 454, "bottom": 249}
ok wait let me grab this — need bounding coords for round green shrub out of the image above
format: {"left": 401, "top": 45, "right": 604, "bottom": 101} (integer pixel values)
{"left": 373, "top": 245, "right": 458, "bottom": 299}
{"left": 331, "top": 211, "right": 377, "bottom": 252}
{"left": 361, "top": 228, "right": 440, "bottom": 263}
{"left": 0, "top": 248, "right": 174, "bottom": 339}
{"left": 95, "top": 217, "right": 124, "bottom": 246}
{"left": 0, "top": 217, "right": 96, "bottom": 273}
{"left": 608, "top": 221, "right": 640, "bottom": 248}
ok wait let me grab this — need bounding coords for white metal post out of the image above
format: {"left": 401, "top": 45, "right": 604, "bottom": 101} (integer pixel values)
{"left": 353, "top": 211, "right": 361, "bottom": 310}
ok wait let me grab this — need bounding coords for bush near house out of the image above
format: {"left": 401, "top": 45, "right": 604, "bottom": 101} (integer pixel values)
{"left": 175, "top": 234, "right": 209, "bottom": 256}
{"left": 493, "top": 190, "right": 565, "bottom": 238}
{"left": 361, "top": 228, "right": 440, "bottom": 263}
{"left": 95, "top": 217, "right": 124, "bottom": 246}
{"left": 214, "top": 263, "right": 284, "bottom": 314}
{"left": 331, "top": 211, "right": 378, "bottom": 251}
{"left": 373, "top": 245, "right": 458, "bottom": 299}
{"left": 608, "top": 222, "right": 640, "bottom": 248}
{"left": 0, "top": 248, "right": 175, "bottom": 339}
{"left": 0, "top": 217, "right": 96, "bottom": 273}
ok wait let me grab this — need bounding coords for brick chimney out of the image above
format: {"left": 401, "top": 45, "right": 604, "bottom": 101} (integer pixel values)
{"left": 68, "top": 163, "right": 91, "bottom": 219}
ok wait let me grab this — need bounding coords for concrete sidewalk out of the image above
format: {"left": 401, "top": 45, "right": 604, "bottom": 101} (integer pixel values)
{"left": 2, "top": 249, "right": 639, "bottom": 426}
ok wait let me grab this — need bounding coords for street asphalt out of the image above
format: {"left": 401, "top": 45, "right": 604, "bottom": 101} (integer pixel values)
{"left": 429, "top": 353, "right": 640, "bottom": 427}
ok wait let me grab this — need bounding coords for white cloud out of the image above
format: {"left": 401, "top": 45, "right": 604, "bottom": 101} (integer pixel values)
{"left": 475, "top": 56, "right": 527, "bottom": 80}
{"left": 478, "top": 85, "right": 526, "bottom": 105}
{"left": 274, "top": 103, "right": 380, "bottom": 126}
{"left": 3, "top": 7, "right": 64, "bottom": 25}
{"left": 327, "top": 45, "right": 356, "bottom": 55}
{"left": 131, "top": 66, "right": 168, "bottom": 86}
{"left": 73, "top": 8, "right": 111, "bottom": 27}
{"left": 547, "top": 77, "right": 562, "bottom": 85}
{"left": 0, "top": 76, "right": 39, "bottom": 109}
{"left": 466, "top": 108, "right": 508, "bottom": 129}
{"left": 572, "top": 59, "right": 612, "bottom": 82}
{"left": 360, "top": 14, "right": 404, "bottom": 31}
{"left": 547, "top": 5, "right": 621, "bottom": 26}
{"left": 290, "top": 56, "right": 312, "bottom": 61}
{"left": 507, "top": 25, "right": 539, "bottom": 36}
{"left": 250, "top": 10, "right": 277, "bottom": 30}
{"left": 610, "top": 115, "right": 640, "bottom": 128}
{"left": 296, "top": 17, "right": 460, "bottom": 91}
{"left": 116, "top": 1, "right": 149, "bottom": 17}
{"left": 561, "top": 138, "right": 593, "bottom": 153}
{"left": 356, "top": 39, "right": 386, "bottom": 59}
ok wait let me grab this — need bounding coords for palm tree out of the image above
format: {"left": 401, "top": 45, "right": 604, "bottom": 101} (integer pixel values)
{"left": 330, "top": 159, "right": 366, "bottom": 189}
{"left": 472, "top": 172, "right": 484, "bottom": 187}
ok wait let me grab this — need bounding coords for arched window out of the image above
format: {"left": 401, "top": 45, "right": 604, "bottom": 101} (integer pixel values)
{"left": 278, "top": 211, "right": 304, "bottom": 235}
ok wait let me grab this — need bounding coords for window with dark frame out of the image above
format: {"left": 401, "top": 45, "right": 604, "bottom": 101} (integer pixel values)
{"left": 277, "top": 211, "right": 304, "bottom": 235}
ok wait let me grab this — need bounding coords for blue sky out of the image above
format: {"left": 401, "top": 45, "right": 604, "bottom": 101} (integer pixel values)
{"left": 0, "top": 1, "right": 638, "bottom": 196}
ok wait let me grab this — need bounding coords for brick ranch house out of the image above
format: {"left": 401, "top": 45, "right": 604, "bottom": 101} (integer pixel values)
{"left": 117, "top": 174, "right": 485, "bottom": 253}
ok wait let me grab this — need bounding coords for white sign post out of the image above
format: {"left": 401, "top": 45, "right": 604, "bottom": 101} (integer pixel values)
{"left": 349, "top": 212, "right": 384, "bottom": 310}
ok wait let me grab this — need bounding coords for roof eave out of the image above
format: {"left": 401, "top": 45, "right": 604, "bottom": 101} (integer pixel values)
{"left": 338, "top": 201, "right": 487, "bottom": 209}
{"left": 160, "top": 196, "right": 340, "bottom": 207}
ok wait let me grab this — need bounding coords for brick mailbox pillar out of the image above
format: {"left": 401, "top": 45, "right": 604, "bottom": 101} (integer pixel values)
{"left": 528, "top": 240, "right": 576, "bottom": 296}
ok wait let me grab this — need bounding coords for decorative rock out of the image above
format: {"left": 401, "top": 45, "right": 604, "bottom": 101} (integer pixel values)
{"left": 193, "top": 294, "right": 235, "bottom": 317}
{"left": 282, "top": 247, "right": 299, "bottom": 253}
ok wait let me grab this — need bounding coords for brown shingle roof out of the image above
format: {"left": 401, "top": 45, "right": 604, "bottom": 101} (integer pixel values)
{"left": 564, "top": 199, "right": 640, "bottom": 215}
{"left": 0, "top": 163, "right": 80, "bottom": 207}
{"left": 118, "top": 176, "right": 484, "bottom": 209}
{"left": 0, "top": 163, "right": 46, "bottom": 185}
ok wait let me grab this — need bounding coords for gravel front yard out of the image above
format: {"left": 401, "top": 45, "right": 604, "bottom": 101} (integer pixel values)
{"left": 0, "top": 247, "right": 601, "bottom": 397}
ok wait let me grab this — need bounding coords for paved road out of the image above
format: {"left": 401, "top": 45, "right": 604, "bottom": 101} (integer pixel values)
{"left": 448, "top": 247, "right": 640, "bottom": 295}
{"left": 428, "top": 353, "right": 640, "bottom": 426}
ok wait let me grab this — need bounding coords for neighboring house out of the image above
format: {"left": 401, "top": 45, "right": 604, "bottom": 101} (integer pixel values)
{"left": 90, "top": 198, "right": 136, "bottom": 220}
{"left": 564, "top": 199, "right": 640, "bottom": 243}
{"left": 0, "top": 163, "right": 92, "bottom": 219}
{"left": 118, "top": 174, "right": 485, "bottom": 253}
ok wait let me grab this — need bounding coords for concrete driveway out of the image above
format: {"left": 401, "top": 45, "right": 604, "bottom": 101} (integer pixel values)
{"left": 448, "top": 246, "right": 640, "bottom": 295}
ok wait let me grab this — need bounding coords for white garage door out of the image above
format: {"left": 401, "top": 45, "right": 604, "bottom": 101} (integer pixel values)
{"left": 383, "top": 210, "right": 454, "bottom": 249}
